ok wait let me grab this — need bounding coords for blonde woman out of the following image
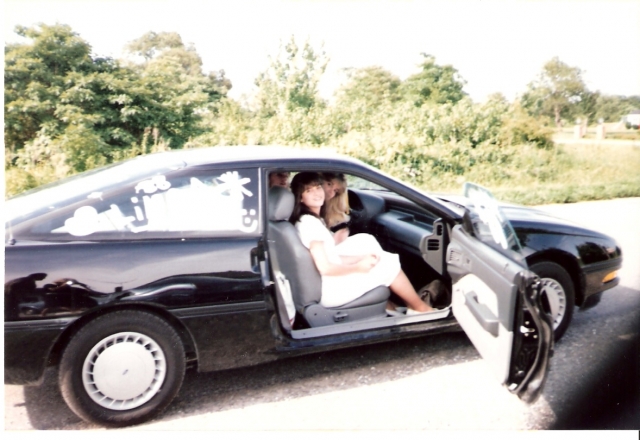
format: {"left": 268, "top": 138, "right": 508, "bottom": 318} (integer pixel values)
{"left": 321, "top": 173, "right": 351, "bottom": 232}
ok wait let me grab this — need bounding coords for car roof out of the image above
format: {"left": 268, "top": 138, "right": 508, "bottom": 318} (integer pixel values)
{"left": 132, "top": 145, "right": 356, "bottom": 168}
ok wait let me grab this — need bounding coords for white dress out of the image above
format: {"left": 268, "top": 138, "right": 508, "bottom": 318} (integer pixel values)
{"left": 295, "top": 215, "right": 400, "bottom": 308}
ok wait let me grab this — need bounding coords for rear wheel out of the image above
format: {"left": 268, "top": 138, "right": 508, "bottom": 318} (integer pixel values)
{"left": 530, "top": 262, "right": 575, "bottom": 341}
{"left": 59, "top": 310, "right": 185, "bottom": 427}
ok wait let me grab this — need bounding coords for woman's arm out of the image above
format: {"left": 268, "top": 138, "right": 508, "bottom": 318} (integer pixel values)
{"left": 339, "top": 255, "right": 367, "bottom": 265}
{"left": 309, "top": 240, "right": 379, "bottom": 276}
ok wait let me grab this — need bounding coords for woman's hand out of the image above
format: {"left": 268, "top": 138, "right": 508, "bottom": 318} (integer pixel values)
{"left": 309, "top": 241, "right": 380, "bottom": 276}
{"left": 356, "top": 254, "right": 380, "bottom": 273}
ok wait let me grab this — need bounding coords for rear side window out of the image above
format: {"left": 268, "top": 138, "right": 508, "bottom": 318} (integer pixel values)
{"left": 12, "top": 168, "right": 260, "bottom": 241}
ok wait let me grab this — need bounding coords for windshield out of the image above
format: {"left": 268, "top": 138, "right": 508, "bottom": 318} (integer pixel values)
{"left": 346, "top": 175, "right": 387, "bottom": 191}
{"left": 462, "top": 183, "right": 527, "bottom": 267}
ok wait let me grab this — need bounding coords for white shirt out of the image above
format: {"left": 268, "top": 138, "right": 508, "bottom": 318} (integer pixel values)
{"left": 295, "top": 214, "right": 400, "bottom": 308}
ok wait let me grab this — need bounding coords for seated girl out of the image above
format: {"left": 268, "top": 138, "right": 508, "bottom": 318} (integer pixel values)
{"left": 321, "top": 172, "right": 351, "bottom": 233}
{"left": 289, "top": 172, "right": 433, "bottom": 314}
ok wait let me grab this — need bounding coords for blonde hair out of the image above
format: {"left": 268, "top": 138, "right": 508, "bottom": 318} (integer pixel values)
{"left": 324, "top": 177, "right": 351, "bottom": 228}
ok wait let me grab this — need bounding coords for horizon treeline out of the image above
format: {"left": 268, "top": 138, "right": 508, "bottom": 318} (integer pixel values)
{"left": 5, "top": 24, "right": 640, "bottom": 198}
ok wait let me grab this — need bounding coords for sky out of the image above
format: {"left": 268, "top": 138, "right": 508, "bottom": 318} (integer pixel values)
{"left": 4, "top": 0, "right": 640, "bottom": 103}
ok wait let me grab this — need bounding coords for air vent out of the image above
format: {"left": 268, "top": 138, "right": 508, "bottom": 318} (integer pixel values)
{"left": 448, "top": 249, "right": 462, "bottom": 264}
{"left": 436, "top": 224, "right": 443, "bottom": 236}
{"left": 427, "top": 239, "right": 440, "bottom": 251}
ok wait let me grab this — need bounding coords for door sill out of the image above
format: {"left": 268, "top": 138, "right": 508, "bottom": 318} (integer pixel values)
{"left": 291, "top": 306, "right": 451, "bottom": 339}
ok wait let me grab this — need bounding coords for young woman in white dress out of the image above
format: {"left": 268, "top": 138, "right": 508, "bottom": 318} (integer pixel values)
{"left": 289, "top": 172, "right": 433, "bottom": 314}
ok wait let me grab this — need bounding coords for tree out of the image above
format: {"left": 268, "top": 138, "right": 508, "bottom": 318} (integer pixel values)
{"left": 521, "top": 57, "right": 593, "bottom": 127}
{"left": 5, "top": 24, "right": 231, "bottom": 193}
{"left": 125, "top": 31, "right": 186, "bottom": 61}
{"left": 329, "top": 66, "right": 402, "bottom": 134}
{"left": 128, "top": 32, "right": 204, "bottom": 77}
{"left": 334, "top": 66, "right": 402, "bottom": 109}
{"left": 253, "top": 36, "right": 329, "bottom": 117}
{"left": 4, "top": 24, "right": 95, "bottom": 152}
{"left": 399, "top": 54, "right": 467, "bottom": 107}
{"left": 124, "top": 31, "right": 231, "bottom": 104}
{"left": 593, "top": 94, "right": 640, "bottom": 123}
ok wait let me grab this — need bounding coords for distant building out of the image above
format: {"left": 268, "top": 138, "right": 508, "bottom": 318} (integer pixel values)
{"left": 623, "top": 110, "right": 640, "bottom": 129}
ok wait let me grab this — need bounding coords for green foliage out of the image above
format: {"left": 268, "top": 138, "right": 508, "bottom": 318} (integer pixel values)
{"left": 193, "top": 98, "right": 259, "bottom": 146}
{"left": 253, "top": 36, "right": 328, "bottom": 118}
{"left": 325, "top": 96, "right": 554, "bottom": 191}
{"left": 5, "top": 131, "right": 69, "bottom": 197}
{"left": 399, "top": 54, "right": 467, "bottom": 107}
{"left": 593, "top": 94, "right": 640, "bottom": 122}
{"left": 126, "top": 31, "right": 187, "bottom": 61}
{"left": 520, "top": 57, "right": 639, "bottom": 127}
{"left": 521, "top": 57, "right": 593, "bottom": 126}
{"left": 498, "top": 102, "right": 554, "bottom": 148}
{"left": 194, "top": 40, "right": 554, "bottom": 193}
{"left": 4, "top": 24, "right": 95, "bottom": 151}
{"left": 7, "top": 28, "right": 638, "bottom": 206}
{"left": 5, "top": 24, "right": 229, "bottom": 194}
{"left": 334, "top": 66, "right": 402, "bottom": 110}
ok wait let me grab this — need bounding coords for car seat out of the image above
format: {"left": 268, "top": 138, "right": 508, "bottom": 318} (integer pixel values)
{"left": 267, "top": 186, "right": 390, "bottom": 327}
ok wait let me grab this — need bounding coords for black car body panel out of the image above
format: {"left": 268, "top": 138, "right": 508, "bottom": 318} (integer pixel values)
{"left": 5, "top": 318, "right": 73, "bottom": 384}
{"left": 4, "top": 236, "right": 272, "bottom": 382}
{"left": 5, "top": 238, "right": 264, "bottom": 318}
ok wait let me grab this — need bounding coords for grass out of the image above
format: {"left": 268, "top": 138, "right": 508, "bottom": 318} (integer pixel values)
{"left": 416, "top": 142, "right": 640, "bottom": 206}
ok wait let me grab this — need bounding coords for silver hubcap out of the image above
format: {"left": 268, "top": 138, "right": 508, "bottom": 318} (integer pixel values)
{"left": 539, "top": 277, "right": 566, "bottom": 330}
{"left": 82, "top": 332, "right": 166, "bottom": 410}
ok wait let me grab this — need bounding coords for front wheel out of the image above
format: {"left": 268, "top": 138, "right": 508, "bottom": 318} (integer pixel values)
{"left": 530, "top": 262, "right": 575, "bottom": 341}
{"left": 59, "top": 310, "right": 185, "bottom": 427}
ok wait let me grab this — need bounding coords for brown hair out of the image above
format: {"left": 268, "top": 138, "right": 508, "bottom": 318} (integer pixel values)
{"left": 289, "top": 172, "right": 326, "bottom": 225}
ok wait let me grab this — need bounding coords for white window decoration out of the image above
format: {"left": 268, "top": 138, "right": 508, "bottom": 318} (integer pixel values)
{"left": 58, "top": 170, "right": 259, "bottom": 237}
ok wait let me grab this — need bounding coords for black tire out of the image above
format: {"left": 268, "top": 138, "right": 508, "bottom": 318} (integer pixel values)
{"left": 59, "top": 310, "right": 185, "bottom": 427}
{"left": 530, "top": 261, "right": 575, "bottom": 341}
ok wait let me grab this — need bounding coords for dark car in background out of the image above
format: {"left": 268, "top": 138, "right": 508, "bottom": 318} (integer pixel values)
{"left": 434, "top": 194, "right": 622, "bottom": 340}
{"left": 4, "top": 146, "right": 621, "bottom": 427}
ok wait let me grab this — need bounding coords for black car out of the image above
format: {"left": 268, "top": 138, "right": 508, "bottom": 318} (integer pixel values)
{"left": 4, "top": 146, "right": 621, "bottom": 427}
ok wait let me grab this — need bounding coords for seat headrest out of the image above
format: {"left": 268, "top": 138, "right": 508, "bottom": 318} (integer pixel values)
{"left": 268, "top": 186, "right": 295, "bottom": 221}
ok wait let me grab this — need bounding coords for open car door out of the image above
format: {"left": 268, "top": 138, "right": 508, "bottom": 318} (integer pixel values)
{"left": 448, "top": 184, "right": 553, "bottom": 403}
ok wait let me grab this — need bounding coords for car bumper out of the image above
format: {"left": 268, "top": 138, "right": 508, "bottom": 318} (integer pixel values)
{"left": 582, "top": 259, "right": 622, "bottom": 300}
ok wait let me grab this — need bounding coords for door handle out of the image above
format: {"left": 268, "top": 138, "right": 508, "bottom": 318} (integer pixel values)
{"left": 250, "top": 247, "right": 260, "bottom": 273}
{"left": 464, "top": 291, "right": 499, "bottom": 337}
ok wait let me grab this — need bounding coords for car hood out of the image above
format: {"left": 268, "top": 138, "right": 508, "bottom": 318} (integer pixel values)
{"left": 434, "top": 194, "right": 612, "bottom": 240}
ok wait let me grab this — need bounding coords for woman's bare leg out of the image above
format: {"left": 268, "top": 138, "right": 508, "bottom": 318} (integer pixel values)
{"left": 390, "top": 270, "right": 433, "bottom": 312}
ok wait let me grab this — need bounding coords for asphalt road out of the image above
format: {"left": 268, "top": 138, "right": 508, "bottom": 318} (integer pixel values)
{"left": 4, "top": 198, "right": 640, "bottom": 431}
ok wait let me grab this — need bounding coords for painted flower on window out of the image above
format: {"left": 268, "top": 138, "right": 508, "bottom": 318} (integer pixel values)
{"left": 214, "top": 171, "right": 253, "bottom": 200}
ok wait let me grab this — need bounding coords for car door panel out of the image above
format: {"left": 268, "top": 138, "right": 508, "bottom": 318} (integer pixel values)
{"left": 448, "top": 224, "right": 553, "bottom": 401}
{"left": 5, "top": 238, "right": 263, "bottom": 320}
{"left": 452, "top": 273, "right": 515, "bottom": 382}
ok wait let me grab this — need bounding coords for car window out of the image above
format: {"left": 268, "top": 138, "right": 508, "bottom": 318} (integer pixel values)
{"left": 11, "top": 167, "right": 260, "bottom": 241}
{"left": 5, "top": 155, "right": 187, "bottom": 225}
{"left": 346, "top": 175, "right": 387, "bottom": 191}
